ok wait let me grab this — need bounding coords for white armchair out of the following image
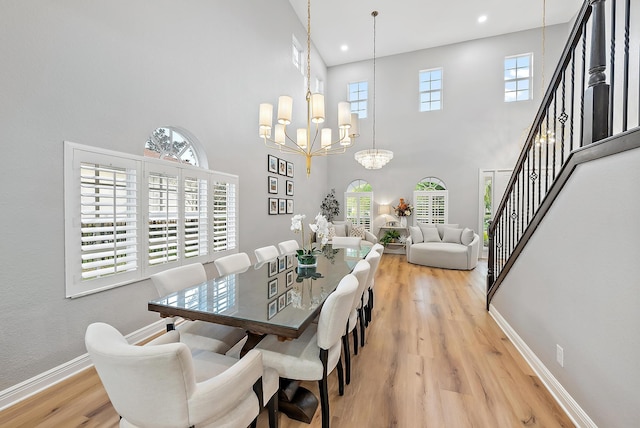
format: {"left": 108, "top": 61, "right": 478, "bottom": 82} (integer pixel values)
{"left": 85, "top": 322, "right": 278, "bottom": 428}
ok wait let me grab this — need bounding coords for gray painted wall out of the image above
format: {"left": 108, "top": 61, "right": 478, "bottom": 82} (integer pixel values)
{"left": 0, "top": 0, "right": 328, "bottom": 390}
{"left": 326, "top": 25, "right": 568, "bottom": 234}
{"left": 492, "top": 146, "right": 640, "bottom": 427}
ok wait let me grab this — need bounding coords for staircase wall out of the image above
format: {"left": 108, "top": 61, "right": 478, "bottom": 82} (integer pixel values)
{"left": 491, "top": 141, "right": 640, "bottom": 427}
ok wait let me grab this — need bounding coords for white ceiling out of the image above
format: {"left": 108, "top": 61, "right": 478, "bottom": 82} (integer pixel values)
{"left": 288, "top": 0, "right": 583, "bottom": 67}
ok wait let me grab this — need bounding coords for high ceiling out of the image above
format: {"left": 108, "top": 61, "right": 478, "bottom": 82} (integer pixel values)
{"left": 288, "top": 0, "right": 583, "bottom": 67}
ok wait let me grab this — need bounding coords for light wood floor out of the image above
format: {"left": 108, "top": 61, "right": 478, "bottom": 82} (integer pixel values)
{"left": 0, "top": 255, "right": 574, "bottom": 428}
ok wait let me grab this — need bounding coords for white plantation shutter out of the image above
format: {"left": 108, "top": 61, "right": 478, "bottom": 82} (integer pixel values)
{"left": 184, "top": 175, "right": 208, "bottom": 259}
{"left": 147, "top": 171, "right": 179, "bottom": 266}
{"left": 80, "top": 163, "right": 138, "bottom": 279}
{"left": 344, "top": 192, "right": 373, "bottom": 231}
{"left": 413, "top": 190, "right": 448, "bottom": 225}
{"left": 65, "top": 142, "right": 239, "bottom": 298}
{"left": 212, "top": 175, "right": 238, "bottom": 252}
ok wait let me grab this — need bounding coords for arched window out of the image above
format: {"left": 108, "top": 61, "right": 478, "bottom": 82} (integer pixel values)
{"left": 144, "top": 127, "right": 208, "bottom": 169}
{"left": 413, "top": 176, "right": 449, "bottom": 224}
{"left": 345, "top": 180, "right": 373, "bottom": 230}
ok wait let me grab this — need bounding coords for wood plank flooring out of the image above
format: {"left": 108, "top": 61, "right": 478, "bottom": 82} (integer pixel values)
{"left": 0, "top": 255, "right": 574, "bottom": 428}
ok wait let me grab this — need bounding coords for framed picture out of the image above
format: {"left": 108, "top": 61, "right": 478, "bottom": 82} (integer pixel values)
{"left": 286, "top": 161, "right": 294, "bottom": 178}
{"left": 268, "top": 155, "right": 278, "bottom": 174}
{"left": 268, "top": 278, "right": 278, "bottom": 299}
{"left": 286, "top": 255, "right": 293, "bottom": 268}
{"left": 278, "top": 293, "right": 287, "bottom": 311}
{"left": 268, "top": 198, "right": 278, "bottom": 215}
{"left": 286, "top": 289, "right": 294, "bottom": 305}
{"left": 278, "top": 198, "right": 286, "bottom": 214}
{"left": 278, "top": 256, "right": 286, "bottom": 272}
{"left": 268, "top": 300, "right": 278, "bottom": 319}
{"left": 286, "top": 180, "right": 294, "bottom": 196}
{"left": 268, "top": 176, "right": 278, "bottom": 194}
{"left": 286, "top": 199, "right": 294, "bottom": 214}
{"left": 278, "top": 158, "right": 287, "bottom": 175}
{"left": 286, "top": 270, "right": 293, "bottom": 287}
{"left": 268, "top": 260, "right": 277, "bottom": 277}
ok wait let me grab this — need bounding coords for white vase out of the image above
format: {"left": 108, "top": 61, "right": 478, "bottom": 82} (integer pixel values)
{"left": 400, "top": 217, "right": 407, "bottom": 227}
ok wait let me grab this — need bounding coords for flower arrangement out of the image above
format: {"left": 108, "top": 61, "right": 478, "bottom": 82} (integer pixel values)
{"left": 394, "top": 198, "right": 413, "bottom": 217}
{"left": 290, "top": 213, "right": 329, "bottom": 265}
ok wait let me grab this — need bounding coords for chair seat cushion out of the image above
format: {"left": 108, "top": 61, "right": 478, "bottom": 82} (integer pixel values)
{"left": 179, "top": 320, "right": 247, "bottom": 356}
{"left": 255, "top": 324, "right": 341, "bottom": 381}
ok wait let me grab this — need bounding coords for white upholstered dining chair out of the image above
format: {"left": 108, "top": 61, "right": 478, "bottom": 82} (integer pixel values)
{"left": 277, "top": 239, "right": 299, "bottom": 255}
{"left": 85, "top": 322, "right": 279, "bottom": 428}
{"left": 214, "top": 252, "right": 252, "bottom": 276}
{"left": 363, "top": 250, "right": 382, "bottom": 329}
{"left": 255, "top": 273, "right": 359, "bottom": 428}
{"left": 342, "top": 259, "right": 370, "bottom": 385}
{"left": 254, "top": 245, "right": 280, "bottom": 264}
{"left": 371, "top": 242, "right": 385, "bottom": 255}
{"left": 150, "top": 263, "right": 247, "bottom": 358}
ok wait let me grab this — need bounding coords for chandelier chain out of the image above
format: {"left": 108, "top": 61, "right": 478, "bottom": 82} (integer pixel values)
{"left": 306, "top": 0, "right": 312, "bottom": 96}
{"left": 372, "top": 10, "right": 377, "bottom": 151}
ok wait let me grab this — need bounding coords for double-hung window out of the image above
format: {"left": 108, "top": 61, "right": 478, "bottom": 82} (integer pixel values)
{"left": 64, "top": 142, "right": 238, "bottom": 298}
{"left": 348, "top": 81, "right": 368, "bottom": 119}
{"left": 419, "top": 68, "right": 442, "bottom": 111}
{"left": 504, "top": 53, "right": 532, "bottom": 102}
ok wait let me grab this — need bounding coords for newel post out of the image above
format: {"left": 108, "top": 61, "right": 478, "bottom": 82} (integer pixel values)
{"left": 486, "top": 221, "right": 495, "bottom": 310}
{"left": 583, "top": 0, "right": 610, "bottom": 146}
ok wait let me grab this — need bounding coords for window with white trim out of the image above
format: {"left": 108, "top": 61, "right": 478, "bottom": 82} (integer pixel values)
{"left": 419, "top": 68, "right": 442, "bottom": 111}
{"left": 292, "top": 35, "right": 303, "bottom": 74}
{"left": 413, "top": 177, "right": 448, "bottom": 225}
{"left": 504, "top": 53, "right": 532, "bottom": 102}
{"left": 345, "top": 180, "right": 373, "bottom": 231}
{"left": 64, "top": 142, "right": 238, "bottom": 298}
{"left": 348, "top": 81, "right": 368, "bottom": 119}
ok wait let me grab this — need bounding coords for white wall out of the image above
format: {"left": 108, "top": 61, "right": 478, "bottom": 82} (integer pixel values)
{"left": 325, "top": 25, "right": 569, "bottom": 233}
{"left": 0, "top": 0, "right": 328, "bottom": 390}
{"left": 492, "top": 145, "right": 640, "bottom": 427}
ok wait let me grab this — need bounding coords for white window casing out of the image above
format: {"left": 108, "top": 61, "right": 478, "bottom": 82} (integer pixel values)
{"left": 64, "top": 141, "right": 238, "bottom": 298}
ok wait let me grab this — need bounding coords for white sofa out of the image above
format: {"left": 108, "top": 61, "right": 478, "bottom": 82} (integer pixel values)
{"left": 406, "top": 223, "right": 479, "bottom": 270}
{"left": 314, "top": 220, "right": 378, "bottom": 246}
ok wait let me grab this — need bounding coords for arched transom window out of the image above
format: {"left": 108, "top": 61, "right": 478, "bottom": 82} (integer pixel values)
{"left": 144, "top": 127, "right": 207, "bottom": 168}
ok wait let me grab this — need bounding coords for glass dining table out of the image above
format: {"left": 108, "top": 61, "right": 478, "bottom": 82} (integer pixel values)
{"left": 148, "top": 244, "right": 371, "bottom": 340}
{"left": 148, "top": 244, "right": 371, "bottom": 424}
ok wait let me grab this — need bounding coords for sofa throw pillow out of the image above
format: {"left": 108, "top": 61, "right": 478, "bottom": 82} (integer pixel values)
{"left": 443, "top": 227, "right": 463, "bottom": 244}
{"left": 436, "top": 223, "right": 459, "bottom": 239}
{"left": 332, "top": 223, "right": 347, "bottom": 237}
{"left": 332, "top": 220, "right": 352, "bottom": 236}
{"left": 409, "top": 226, "right": 423, "bottom": 244}
{"left": 350, "top": 225, "right": 366, "bottom": 239}
{"left": 461, "top": 228, "right": 474, "bottom": 245}
{"left": 327, "top": 225, "right": 336, "bottom": 240}
{"left": 422, "top": 226, "right": 441, "bottom": 243}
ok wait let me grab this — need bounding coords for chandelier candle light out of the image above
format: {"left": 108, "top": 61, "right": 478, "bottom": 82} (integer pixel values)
{"left": 354, "top": 11, "right": 393, "bottom": 170}
{"left": 259, "top": 0, "right": 359, "bottom": 176}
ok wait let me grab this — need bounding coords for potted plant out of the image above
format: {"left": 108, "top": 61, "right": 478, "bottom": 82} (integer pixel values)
{"left": 380, "top": 229, "right": 401, "bottom": 246}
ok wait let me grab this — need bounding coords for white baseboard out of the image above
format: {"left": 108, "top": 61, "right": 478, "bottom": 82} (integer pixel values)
{"left": 489, "top": 305, "right": 597, "bottom": 428}
{"left": 0, "top": 320, "right": 165, "bottom": 412}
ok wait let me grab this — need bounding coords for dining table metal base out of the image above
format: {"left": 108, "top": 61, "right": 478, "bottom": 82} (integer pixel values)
{"left": 278, "top": 379, "right": 318, "bottom": 423}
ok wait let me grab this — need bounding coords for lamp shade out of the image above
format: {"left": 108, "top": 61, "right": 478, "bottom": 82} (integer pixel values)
{"left": 378, "top": 204, "right": 391, "bottom": 215}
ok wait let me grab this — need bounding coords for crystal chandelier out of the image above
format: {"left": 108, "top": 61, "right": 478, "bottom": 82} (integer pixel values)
{"left": 258, "top": 0, "right": 359, "bottom": 176}
{"left": 355, "top": 11, "right": 393, "bottom": 170}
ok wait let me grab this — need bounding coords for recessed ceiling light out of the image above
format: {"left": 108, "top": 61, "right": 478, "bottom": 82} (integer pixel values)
{"left": 340, "top": 44, "right": 349, "bottom": 52}
{"left": 478, "top": 15, "right": 488, "bottom": 23}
